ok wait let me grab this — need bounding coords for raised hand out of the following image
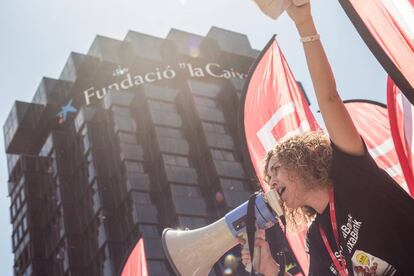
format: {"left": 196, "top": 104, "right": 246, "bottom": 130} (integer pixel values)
{"left": 286, "top": 1, "right": 312, "bottom": 26}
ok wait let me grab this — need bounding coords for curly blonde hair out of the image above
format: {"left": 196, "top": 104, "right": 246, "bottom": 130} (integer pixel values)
{"left": 262, "top": 131, "right": 333, "bottom": 230}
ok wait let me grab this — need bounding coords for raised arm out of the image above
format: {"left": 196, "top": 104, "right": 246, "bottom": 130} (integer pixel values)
{"left": 287, "top": 3, "right": 364, "bottom": 155}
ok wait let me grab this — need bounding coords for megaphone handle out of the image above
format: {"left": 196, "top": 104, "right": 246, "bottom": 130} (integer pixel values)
{"left": 242, "top": 232, "right": 261, "bottom": 273}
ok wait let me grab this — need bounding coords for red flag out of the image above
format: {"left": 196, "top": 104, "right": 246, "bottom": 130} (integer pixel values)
{"left": 120, "top": 238, "right": 148, "bottom": 276}
{"left": 387, "top": 77, "right": 414, "bottom": 196}
{"left": 240, "top": 36, "right": 319, "bottom": 275}
{"left": 240, "top": 36, "right": 319, "bottom": 191}
{"left": 339, "top": 0, "right": 414, "bottom": 103}
{"left": 344, "top": 100, "right": 409, "bottom": 193}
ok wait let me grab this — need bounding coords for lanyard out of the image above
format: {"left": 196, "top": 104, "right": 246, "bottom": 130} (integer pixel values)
{"left": 318, "top": 186, "right": 348, "bottom": 276}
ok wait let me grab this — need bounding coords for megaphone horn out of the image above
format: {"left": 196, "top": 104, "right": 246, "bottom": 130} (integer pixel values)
{"left": 162, "top": 190, "right": 284, "bottom": 275}
{"left": 162, "top": 217, "right": 237, "bottom": 275}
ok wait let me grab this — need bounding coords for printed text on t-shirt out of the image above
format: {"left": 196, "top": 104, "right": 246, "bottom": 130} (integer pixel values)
{"left": 341, "top": 214, "right": 362, "bottom": 253}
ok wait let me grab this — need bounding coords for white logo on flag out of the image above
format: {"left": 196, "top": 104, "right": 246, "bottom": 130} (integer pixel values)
{"left": 256, "top": 102, "right": 311, "bottom": 151}
{"left": 381, "top": 0, "right": 414, "bottom": 40}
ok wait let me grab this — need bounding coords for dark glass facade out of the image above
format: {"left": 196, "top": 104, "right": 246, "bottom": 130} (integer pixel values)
{"left": 3, "top": 27, "right": 264, "bottom": 275}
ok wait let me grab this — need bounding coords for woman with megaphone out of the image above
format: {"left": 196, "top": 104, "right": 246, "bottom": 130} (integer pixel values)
{"left": 241, "top": 1, "right": 414, "bottom": 275}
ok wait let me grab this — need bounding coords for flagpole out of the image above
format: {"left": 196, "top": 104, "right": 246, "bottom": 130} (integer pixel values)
{"left": 237, "top": 35, "right": 306, "bottom": 275}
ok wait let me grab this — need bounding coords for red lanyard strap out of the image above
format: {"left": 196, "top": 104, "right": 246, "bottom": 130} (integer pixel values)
{"left": 318, "top": 186, "right": 348, "bottom": 276}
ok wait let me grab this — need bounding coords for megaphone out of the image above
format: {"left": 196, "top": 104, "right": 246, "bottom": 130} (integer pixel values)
{"left": 162, "top": 189, "right": 284, "bottom": 275}
{"left": 252, "top": 0, "right": 310, "bottom": 20}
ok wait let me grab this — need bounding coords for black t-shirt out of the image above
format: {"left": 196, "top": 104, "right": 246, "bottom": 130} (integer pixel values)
{"left": 307, "top": 141, "right": 414, "bottom": 276}
{"left": 266, "top": 224, "right": 303, "bottom": 275}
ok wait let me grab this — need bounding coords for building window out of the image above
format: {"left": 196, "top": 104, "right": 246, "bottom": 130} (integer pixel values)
{"left": 210, "top": 149, "right": 235, "bottom": 161}
{"left": 10, "top": 203, "right": 15, "bottom": 220}
{"left": 87, "top": 163, "right": 96, "bottom": 182}
{"left": 148, "top": 100, "right": 176, "bottom": 112}
{"left": 39, "top": 135, "right": 53, "bottom": 157}
{"left": 21, "top": 216, "right": 27, "bottom": 233}
{"left": 162, "top": 154, "right": 190, "bottom": 167}
{"left": 20, "top": 188, "right": 25, "bottom": 204}
{"left": 131, "top": 192, "right": 152, "bottom": 205}
{"left": 124, "top": 161, "right": 145, "bottom": 173}
{"left": 154, "top": 126, "right": 183, "bottom": 139}
{"left": 18, "top": 220, "right": 24, "bottom": 239}
{"left": 113, "top": 115, "right": 136, "bottom": 132}
{"left": 111, "top": 106, "right": 131, "bottom": 117}
{"left": 201, "top": 122, "right": 226, "bottom": 134}
{"left": 119, "top": 143, "right": 143, "bottom": 161}
{"left": 21, "top": 263, "right": 32, "bottom": 276}
{"left": 118, "top": 132, "right": 137, "bottom": 144}
{"left": 15, "top": 194, "right": 20, "bottom": 211}
{"left": 139, "top": 225, "right": 159, "bottom": 238}
{"left": 12, "top": 232, "right": 18, "bottom": 249}
{"left": 193, "top": 96, "right": 217, "bottom": 108}
{"left": 170, "top": 184, "right": 201, "bottom": 198}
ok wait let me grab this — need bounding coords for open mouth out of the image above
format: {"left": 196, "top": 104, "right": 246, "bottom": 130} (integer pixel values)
{"left": 277, "top": 187, "right": 286, "bottom": 198}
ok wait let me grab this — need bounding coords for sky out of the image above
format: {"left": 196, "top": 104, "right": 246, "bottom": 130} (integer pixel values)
{"left": 0, "top": 0, "right": 387, "bottom": 274}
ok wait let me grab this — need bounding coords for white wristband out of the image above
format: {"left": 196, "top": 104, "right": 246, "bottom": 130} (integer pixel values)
{"left": 300, "top": 34, "right": 320, "bottom": 43}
